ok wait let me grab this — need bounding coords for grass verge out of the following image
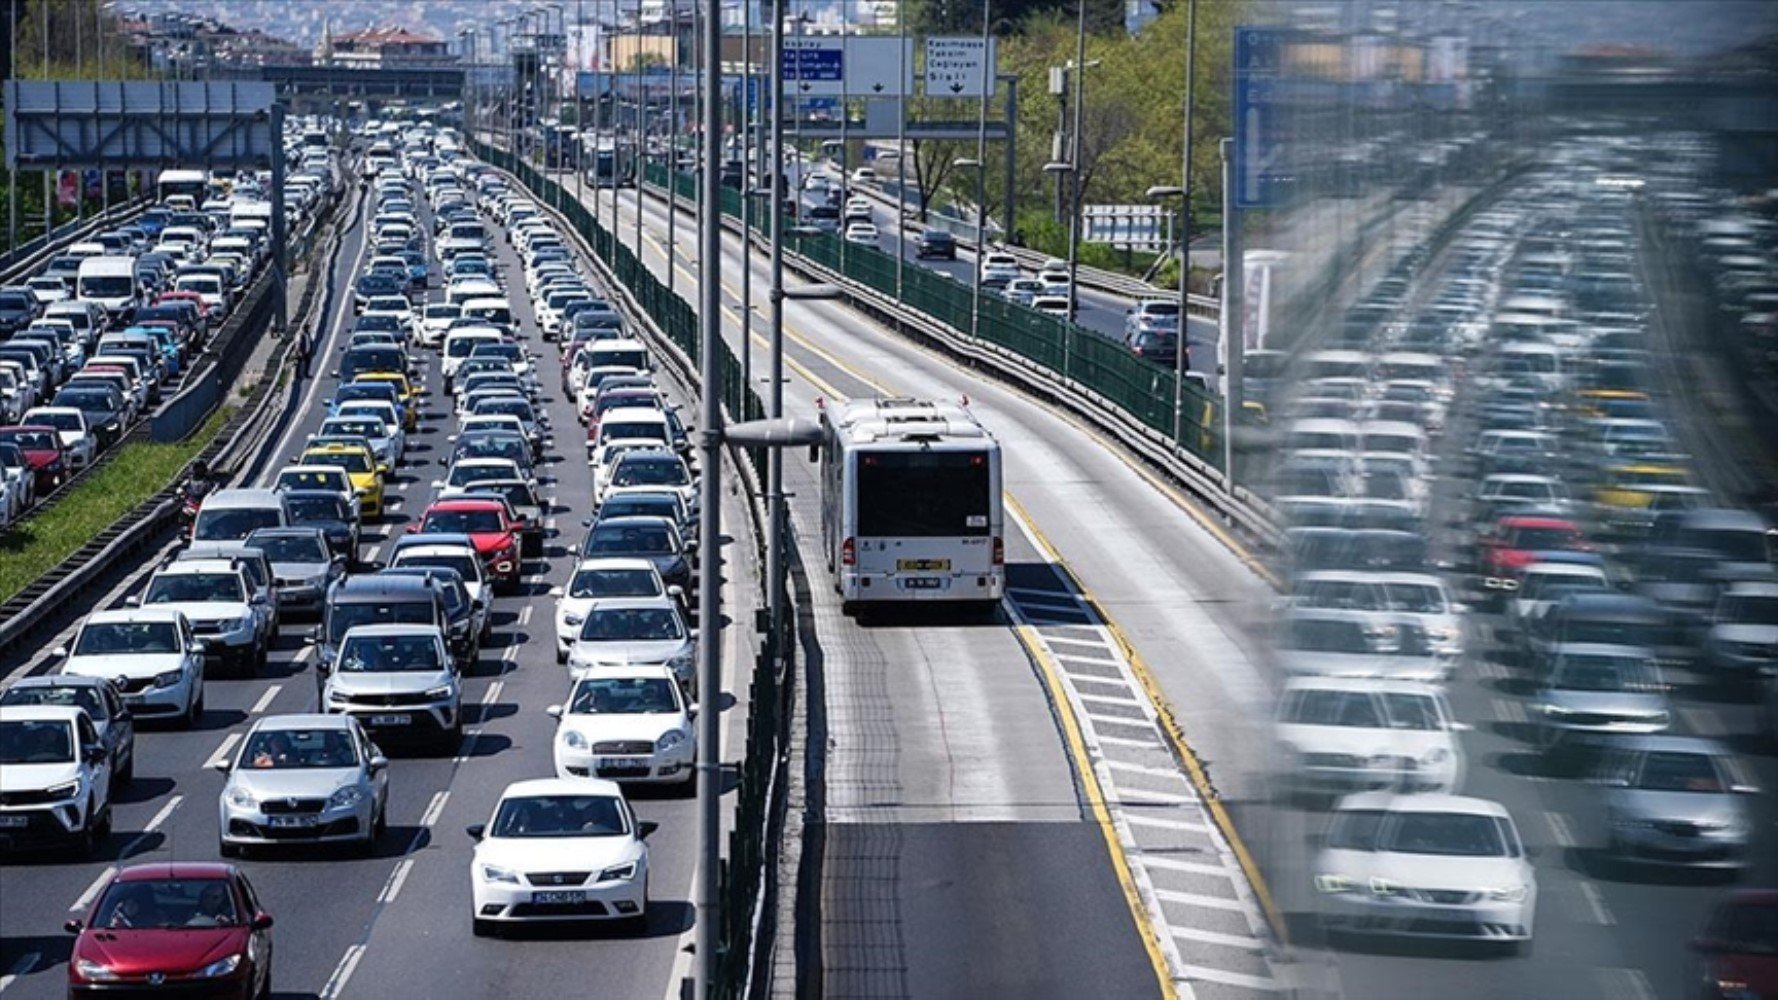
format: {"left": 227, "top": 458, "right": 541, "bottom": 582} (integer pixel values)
{"left": 0, "top": 406, "right": 235, "bottom": 604}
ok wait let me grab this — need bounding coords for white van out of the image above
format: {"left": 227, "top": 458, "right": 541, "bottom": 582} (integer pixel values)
{"left": 460, "top": 297, "right": 513, "bottom": 328}
{"left": 442, "top": 328, "right": 506, "bottom": 384}
{"left": 76, "top": 256, "right": 140, "bottom": 318}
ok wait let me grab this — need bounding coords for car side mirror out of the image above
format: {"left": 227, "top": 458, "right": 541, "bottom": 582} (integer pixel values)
{"left": 64, "top": 919, "right": 83, "bottom": 934}
{"left": 251, "top": 913, "right": 274, "bottom": 931}
{"left": 50, "top": 645, "right": 68, "bottom": 658}
{"left": 545, "top": 705, "right": 563, "bottom": 719}
{"left": 190, "top": 639, "right": 208, "bottom": 653}
{"left": 638, "top": 820, "right": 659, "bottom": 840}
{"left": 369, "top": 755, "right": 389, "bottom": 772}
{"left": 466, "top": 823, "right": 486, "bottom": 841}
{"left": 250, "top": 594, "right": 268, "bottom": 605}
{"left": 302, "top": 634, "right": 317, "bottom": 645}
{"left": 211, "top": 758, "right": 231, "bottom": 773}
{"left": 668, "top": 585, "right": 685, "bottom": 600}
{"left": 85, "top": 746, "right": 108, "bottom": 765}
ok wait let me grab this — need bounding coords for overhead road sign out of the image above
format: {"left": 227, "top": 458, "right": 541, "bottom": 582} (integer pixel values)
{"left": 924, "top": 37, "right": 997, "bottom": 98}
{"left": 782, "top": 37, "right": 914, "bottom": 98}
{"left": 1083, "top": 204, "right": 1172, "bottom": 251}
{"left": 4, "top": 80, "right": 278, "bottom": 170}
{"left": 1232, "top": 26, "right": 1289, "bottom": 209}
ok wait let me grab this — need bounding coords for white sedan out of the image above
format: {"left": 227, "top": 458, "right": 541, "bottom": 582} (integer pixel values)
{"left": 467, "top": 778, "right": 650, "bottom": 935}
{"left": 843, "top": 221, "right": 879, "bottom": 246}
{"left": 546, "top": 667, "right": 695, "bottom": 785}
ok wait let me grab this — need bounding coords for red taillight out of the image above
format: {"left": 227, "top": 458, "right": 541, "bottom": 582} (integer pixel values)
{"left": 992, "top": 536, "right": 1004, "bottom": 566}
{"left": 841, "top": 537, "right": 856, "bottom": 566}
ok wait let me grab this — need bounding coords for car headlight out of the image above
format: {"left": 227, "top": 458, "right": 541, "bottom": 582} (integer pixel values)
{"left": 1369, "top": 877, "right": 1402, "bottom": 897}
{"left": 328, "top": 786, "right": 366, "bottom": 809}
{"left": 562, "top": 730, "right": 589, "bottom": 751}
{"left": 657, "top": 730, "right": 687, "bottom": 752}
{"left": 1537, "top": 703, "right": 1574, "bottom": 718}
{"left": 45, "top": 779, "right": 81, "bottom": 801}
{"left": 1487, "top": 885, "right": 1528, "bottom": 902}
{"left": 153, "top": 669, "right": 185, "bottom": 689}
{"left": 480, "top": 864, "right": 521, "bottom": 884}
{"left": 74, "top": 959, "right": 121, "bottom": 982}
{"left": 669, "top": 650, "right": 694, "bottom": 671}
{"left": 195, "top": 954, "right": 242, "bottom": 979}
{"left": 233, "top": 614, "right": 256, "bottom": 632}
{"left": 1421, "top": 748, "right": 1451, "bottom": 765}
{"left": 226, "top": 786, "right": 257, "bottom": 809}
{"left": 1314, "top": 873, "right": 1357, "bottom": 895}
{"left": 596, "top": 861, "right": 638, "bottom": 882}
{"left": 423, "top": 684, "right": 456, "bottom": 701}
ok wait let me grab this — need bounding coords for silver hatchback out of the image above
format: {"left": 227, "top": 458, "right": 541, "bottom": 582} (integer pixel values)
{"left": 215, "top": 713, "right": 388, "bottom": 856}
{"left": 1600, "top": 736, "right": 1757, "bottom": 870}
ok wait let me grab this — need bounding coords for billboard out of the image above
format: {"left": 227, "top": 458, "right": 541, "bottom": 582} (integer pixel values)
{"left": 924, "top": 37, "right": 997, "bottom": 98}
{"left": 780, "top": 36, "right": 914, "bottom": 98}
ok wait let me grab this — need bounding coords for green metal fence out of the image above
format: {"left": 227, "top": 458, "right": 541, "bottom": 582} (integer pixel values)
{"left": 640, "top": 163, "right": 1224, "bottom": 467}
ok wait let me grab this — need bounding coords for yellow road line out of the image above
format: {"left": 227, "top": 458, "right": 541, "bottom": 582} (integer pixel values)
{"left": 1004, "top": 491, "right": 1288, "bottom": 944}
{"left": 1014, "top": 621, "right": 1181, "bottom": 1000}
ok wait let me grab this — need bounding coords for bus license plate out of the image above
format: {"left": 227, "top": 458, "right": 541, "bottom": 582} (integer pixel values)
{"left": 533, "top": 890, "right": 586, "bottom": 905}
{"left": 903, "top": 577, "right": 945, "bottom": 590}
{"left": 897, "top": 559, "right": 951, "bottom": 572}
{"left": 369, "top": 714, "right": 411, "bottom": 727}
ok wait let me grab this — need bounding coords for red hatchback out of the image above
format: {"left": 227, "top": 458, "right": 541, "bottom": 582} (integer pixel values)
{"left": 409, "top": 498, "right": 526, "bottom": 592}
{"left": 1477, "top": 515, "right": 1588, "bottom": 593}
{"left": 1692, "top": 889, "right": 1778, "bottom": 1000}
{"left": 65, "top": 863, "right": 274, "bottom": 998}
{"left": 0, "top": 425, "right": 68, "bottom": 495}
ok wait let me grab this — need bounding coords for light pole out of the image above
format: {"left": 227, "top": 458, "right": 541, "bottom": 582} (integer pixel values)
{"left": 693, "top": 0, "right": 722, "bottom": 995}
{"left": 954, "top": 157, "right": 986, "bottom": 341}
{"left": 1146, "top": 0, "right": 1197, "bottom": 450}
{"left": 668, "top": 4, "right": 681, "bottom": 297}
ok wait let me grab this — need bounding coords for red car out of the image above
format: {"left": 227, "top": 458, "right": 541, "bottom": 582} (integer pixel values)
{"left": 1477, "top": 515, "right": 1589, "bottom": 594}
{"left": 154, "top": 290, "right": 215, "bottom": 324}
{"left": 409, "top": 498, "right": 526, "bottom": 591}
{"left": 1692, "top": 889, "right": 1778, "bottom": 1000}
{"left": 0, "top": 425, "right": 68, "bottom": 495}
{"left": 65, "top": 862, "right": 274, "bottom": 998}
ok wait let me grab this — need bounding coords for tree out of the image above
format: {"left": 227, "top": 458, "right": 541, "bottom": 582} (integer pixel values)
{"left": 908, "top": 0, "right": 1123, "bottom": 39}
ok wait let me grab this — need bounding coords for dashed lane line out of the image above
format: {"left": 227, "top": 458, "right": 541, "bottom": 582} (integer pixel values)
{"left": 204, "top": 733, "right": 243, "bottom": 771}
{"left": 0, "top": 952, "right": 39, "bottom": 993}
{"left": 249, "top": 684, "right": 283, "bottom": 716}
{"left": 319, "top": 944, "right": 367, "bottom": 1000}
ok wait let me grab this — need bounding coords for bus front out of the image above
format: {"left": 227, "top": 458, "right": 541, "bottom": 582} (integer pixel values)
{"left": 843, "top": 444, "right": 1004, "bottom": 608}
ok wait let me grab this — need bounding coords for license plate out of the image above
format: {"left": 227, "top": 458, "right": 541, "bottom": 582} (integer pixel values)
{"left": 369, "top": 714, "right": 411, "bottom": 727}
{"left": 595, "top": 757, "right": 650, "bottom": 773}
{"left": 903, "top": 577, "right": 945, "bottom": 590}
{"left": 267, "top": 815, "right": 319, "bottom": 828}
{"left": 0, "top": 815, "right": 26, "bottom": 829}
{"left": 532, "top": 890, "right": 586, "bottom": 905}
{"left": 897, "top": 558, "right": 951, "bottom": 572}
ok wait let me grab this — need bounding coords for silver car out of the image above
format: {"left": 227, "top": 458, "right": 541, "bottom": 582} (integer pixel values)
{"left": 1535, "top": 643, "right": 1670, "bottom": 756}
{"left": 322, "top": 624, "right": 462, "bottom": 753}
{"left": 246, "top": 527, "right": 346, "bottom": 618}
{"left": 215, "top": 713, "right": 388, "bottom": 856}
{"left": 1601, "top": 736, "right": 1757, "bottom": 870}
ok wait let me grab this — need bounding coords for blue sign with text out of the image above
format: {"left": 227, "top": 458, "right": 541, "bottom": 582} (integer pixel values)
{"left": 1233, "top": 26, "right": 1289, "bottom": 210}
{"left": 783, "top": 47, "right": 842, "bottom": 82}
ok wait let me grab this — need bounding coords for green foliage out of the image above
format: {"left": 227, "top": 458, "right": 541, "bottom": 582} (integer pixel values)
{"left": 909, "top": 0, "right": 1124, "bottom": 37}
{"left": 0, "top": 407, "right": 232, "bottom": 605}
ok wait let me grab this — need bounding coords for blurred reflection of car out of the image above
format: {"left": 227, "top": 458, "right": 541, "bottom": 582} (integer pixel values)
{"left": 1534, "top": 643, "right": 1670, "bottom": 757}
{"left": 1477, "top": 515, "right": 1588, "bottom": 597}
{"left": 1274, "top": 678, "right": 1467, "bottom": 796}
{"left": 1276, "top": 607, "right": 1447, "bottom": 684}
{"left": 1688, "top": 889, "right": 1778, "bottom": 1000}
{"left": 1504, "top": 556, "right": 1611, "bottom": 648}
{"left": 1600, "top": 736, "right": 1757, "bottom": 870}
{"left": 1314, "top": 792, "right": 1536, "bottom": 955}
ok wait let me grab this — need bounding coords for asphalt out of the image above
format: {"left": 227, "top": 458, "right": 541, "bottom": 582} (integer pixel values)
{"left": 0, "top": 159, "right": 756, "bottom": 1000}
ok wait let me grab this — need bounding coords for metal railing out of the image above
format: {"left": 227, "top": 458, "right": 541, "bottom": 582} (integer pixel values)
{"left": 0, "top": 197, "right": 153, "bottom": 285}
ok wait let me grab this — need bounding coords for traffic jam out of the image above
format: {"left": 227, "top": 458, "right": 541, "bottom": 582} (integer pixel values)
{"left": 1266, "top": 134, "right": 1774, "bottom": 972}
{"left": 0, "top": 121, "right": 706, "bottom": 993}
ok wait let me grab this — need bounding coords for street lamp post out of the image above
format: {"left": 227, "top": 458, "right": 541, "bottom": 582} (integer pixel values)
{"left": 1146, "top": 0, "right": 1197, "bottom": 451}
{"left": 1063, "top": 0, "right": 1090, "bottom": 325}
{"left": 693, "top": 1, "right": 722, "bottom": 994}
{"left": 954, "top": 157, "right": 986, "bottom": 342}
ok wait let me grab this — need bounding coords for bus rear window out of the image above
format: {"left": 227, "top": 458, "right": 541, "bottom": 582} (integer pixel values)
{"left": 856, "top": 452, "right": 992, "bottom": 538}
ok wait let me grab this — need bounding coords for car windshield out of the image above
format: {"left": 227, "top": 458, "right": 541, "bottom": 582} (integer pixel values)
{"left": 0, "top": 685, "right": 104, "bottom": 719}
{"left": 579, "top": 607, "right": 684, "bottom": 642}
{"left": 246, "top": 533, "right": 327, "bottom": 563}
{"left": 1709, "top": 901, "right": 1778, "bottom": 956}
{"left": 1281, "top": 617, "right": 1371, "bottom": 654}
{"left": 568, "top": 676, "right": 679, "bottom": 714}
{"left": 74, "top": 621, "right": 180, "bottom": 655}
{"left": 491, "top": 794, "right": 628, "bottom": 839}
{"left": 607, "top": 453, "right": 687, "bottom": 487}
{"left": 395, "top": 553, "right": 480, "bottom": 583}
{"left": 424, "top": 510, "right": 502, "bottom": 534}
{"left": 1720, "top": 594, "right": 1778, "bottom": 624}
{"left": 337, "top": 633, "right": 443, "bottom": 673}
{"left": 601, "top": 497, "right": 675, "bottom": 521}
{"left": 95, "top": 878, "right": 240, "bottom": 930}
{"left": 240, "top": 727, "right": 358, "bottom": 769}
{"left": 0, "top": 720, "right": 74, "bottom": 764}
{"left": 570, "top": 567, "right": 661, "bottom": 599}
{"left": 325, "top": 420, "right": 384, "bottom": 440}
{"left": 328, "top": 602, "right": 436, "bottom": 641}
{"left": 194, "top": 507, "right": 281, "bottom": 541}
{"left": 287, "top": 495, "right": 350, "bottom": 523}
{"left": 1284, "top": 690, "right": 1383, "bottom": 727}
{"left": 309, "top": 450, "right": 372, "bottom": 473}
{"left": 1551, "top": 654, "right": 1661, "bottom": 693}
{"left": 145, "top": 572, "right": 243, "bottom": 604}
{"left": 31, "top": 411, "right": 79, "bottom": 431}
{"left": 1509, "top": 526, "right": 1578, "bottom": 550}
{"left": 586, "top": 524, "right": 672, "bottom": 556}
{"left": 1384, "top": 812, "right": 1511, "bottom": 857}
{"left": 278, "top": 471, "right": 346, "bottom": 492}
{"left": 605, "top": 422, "right": 667, "bottom": 442}
{"left": 1635, "top": 751, "right": 1726, "bottom": 793}
{"left": 2, "top": 430, "right": 56, "bottom": 450}
{"left": 1382, "top": 583, "right": 1446, "bottom": 613}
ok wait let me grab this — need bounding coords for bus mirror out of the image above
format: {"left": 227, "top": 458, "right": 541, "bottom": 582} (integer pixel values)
{"left": 807, "top": 443, "right": 819, "bottom": 463}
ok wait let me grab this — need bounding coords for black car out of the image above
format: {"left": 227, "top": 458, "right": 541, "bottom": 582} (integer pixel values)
{"left": 0, "top": 287, "right": 40, "bottom": 335}
{"left": 1127, "top": 329, "right": 1182, "bottom": 366}
{"left": 51, "top": 384, "right": 127, "bottom": 448}
{"left": 915, "top": 229, "right": 956, "bottom": 260}
{"left": 353, "top": 271, "right": 406, "bottom": 311}
{"left": 579, "top": 514, "right": 693, "bottom": 595}
{"left": 281, "top": 488, "right": 361, "bottom": 561}
{"left": 337, "top": 345, "right": 407, "bottom": 382}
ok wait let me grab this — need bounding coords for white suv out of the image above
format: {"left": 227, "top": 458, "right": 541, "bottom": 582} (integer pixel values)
{"left": 56, "top": 608, "right": 207, "bottom": 727}
{"left": 0, "top": 704, "right": 114, "bottom": 856}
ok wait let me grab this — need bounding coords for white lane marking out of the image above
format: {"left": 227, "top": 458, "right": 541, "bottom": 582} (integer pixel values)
{"left": 1169, "top": 926, "right": 1266, "bottom": 950}
{"left": 1076, "top": 691, "right": 1144, "bottom": 708}
{"left": 319, "top": 944, "right": 367, "bottom": 1000}
{"left": 1006, "top": 586, "right": 1077, "bottom": 600}
{"left": 1008, "top": 592, "right": 1086, "bottom": 609}
{"left": 1143, "top": 856, "right": 1237, "bottom": 877}
{"left": 295, "top": 645, "right": 314, "bottom": 664}
{"left": 249, "top": 684, "right": 283, "bottom": 715}
{"left": 1181, "top": 965, "right": 1277, "bottom": 991}
{"left": 1044, "top": 634, "right": 1112, "bottom": 647}
{"left": 143, "top": 795, "right": 184, "bottom": 833}
{"left": 1083, "top": 713, "right": 1156, "bottom": 730}
{"left": 482, "top": 681, "right": 504, "bottom": 706}
{"left": 204, "top": 734, "right": 243, "bottom": 770}
{"left": 1679, "top": 706, "right": 1727, "bottom": 736}
{"left": 1106, "top": 759, "right": 1194, "bottom": 782}
{"left": 518, "top": 606, "right": 532, "bottom": 626}
{"left": 502, "top": 643, "right": 519, "bottom": 663}
{"left": 1124, "top": 813, "right": 1211, "bottom": 834}
{"left": 1578, "top": 880, "right": 1615, "bottom": 926}
{"left": 1054, "top": 654, "right": 1124, "bottom": 668}
{"left": 1493, "top": 698, "right": 1527, "bottom": 725}
{"left": 419, "top": 791, "right": 450, "bottom": 828}
{"left": 70, "top": 867, "right": 118, "bottom": 912}
{"left": 1096, "top": 733, "right": 1164, "bottom": 750}
{"left": 1597, "top": 968, "right": 1656, "bottom": 1000}
{"left": 1115, "top": 787, "right": 1197, "bottom": 807}
{"left": 1070, "top": 672, "right": 1132, "bottom": 688}
{"left": 376, "top": 858, "right": 416, "bottom": 904}
{"left": 1546, "top": 811, "right": 1576, "bottom": 849}
{"left": 0, "top": 952, "right": 39, "bottom": 992}
{"left": 1156, "top": 888, "right": 1248, "bottom": 912}
{"left": 364, "top": 545, "right": 381, "bottom": 563}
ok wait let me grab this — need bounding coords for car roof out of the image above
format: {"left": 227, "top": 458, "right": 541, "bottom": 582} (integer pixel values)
{"left": 1613, "top": 734, "right": 1731, "bottom": 755}
{"left": 5, "top": 674, "right": 112, "bottom": 691}
{"left": 85, "top": 607, "right": 187, "bottom": 625}
{"left": 498, "top": 776, "right": 624, "bottom": 799}
{"left": 156, "top": 558, "right": 242, "bottom": 575}
{"left": 571, "top": 663, "right": 678, "bottom": 683}
{"left": 330, "top": 575, "right": 438, "bottom": 598}
{"left": 339, "top": 623, "right": 445, "bottom": 638}
{"left": 1499, "top": 516, "right": 1579, "bottom": 530}
{"left": 114, "top": 862, "right": 237, "bottom": 882}
{"left": 1335, "top": 792, "right": 1511, "bottom": 817}
{"left": 249, "top": 712, "right": 351, "bottom": 731}
{"left": 0, "top": 704, "right": 87, "bottom": 723}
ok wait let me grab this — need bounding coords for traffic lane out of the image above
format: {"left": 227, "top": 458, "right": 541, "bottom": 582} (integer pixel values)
{"left": 609, "top": 184, "right": 1089, "bottom": 824}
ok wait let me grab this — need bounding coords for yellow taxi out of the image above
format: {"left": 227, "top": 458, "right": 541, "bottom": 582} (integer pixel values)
{"left": 352, "top": 372, "right": 420, "bottom": 431}
{"left": 1595, "top": 462, "right": 1691, "bottom": 513}
{"left": 301, "top": 441, "right": 386, "bottom": 517}
{"left": 1572, "top": 388, "right": 1651, "bottom": 422}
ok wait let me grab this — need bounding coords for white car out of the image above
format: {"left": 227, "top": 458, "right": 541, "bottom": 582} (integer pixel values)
{"left": 550, "top": 558, "right": 671, "bottom": 663}
{"left": 563, "top": 596, "right": 696, "bottom": 692}
{"left": 843, "top": 221, "right": 880, "bottom": 246}
{"left": 55, "top": 608, "right": 206, "bottom": 727}
{"left": 0, "top": 705, "right": 113, "bottom": 855}
{"left": 546, "top": 667, "right": 695, "bottom": 784}
{"left": 418, "top": 303, "right": 461, "bottom": 347}
{"left": 321, "top": 624, "right": 462, "bottom": 753}
{"left": 980, "top": 252, "right": 1022, "bottom": 283}
{"left": 1030, "top": 295, "right": 1071, "bottom": 319}
{"left": 130, "top": 559, "right": 269, "bottom": 676}
{"left": 1314, "top": 792, "right": 1535, "bottom": 954}
{"left": 467, "top": 778, "right": 650, "bottom": 935}
{"left": 1274, "top": 678, "right": 1467, "bottom": 796}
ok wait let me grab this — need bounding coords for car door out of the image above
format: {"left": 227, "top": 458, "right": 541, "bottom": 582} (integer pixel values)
{"left": 356, "top": 722, "right": 389, "bottom": 806}
{"left": 76, "top": 714, "right": 112, "bottom": 810}
{"left": 235, "top": 873, "right": 274, "bottom": 983}
{"left": 102, "top": 683, "right": 134, "bottom": 773}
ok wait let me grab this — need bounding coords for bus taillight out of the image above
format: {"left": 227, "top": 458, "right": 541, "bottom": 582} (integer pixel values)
{"left": 992, "top": 536, "right": 1004, "bottom": 566}
{"left": 842, "top": 537, "right": 856, "bottom": 566}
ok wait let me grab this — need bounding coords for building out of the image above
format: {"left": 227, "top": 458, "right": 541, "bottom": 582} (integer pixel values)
{"left": 318, "top": 24, "right": 455, "bottom": 69}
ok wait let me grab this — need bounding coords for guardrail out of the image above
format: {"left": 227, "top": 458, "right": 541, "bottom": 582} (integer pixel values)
{"left": 0, "top": 197, "right": 152, "bottom": 286}
{"left": 0, "top": 182, "right": 350, "bottom": 666}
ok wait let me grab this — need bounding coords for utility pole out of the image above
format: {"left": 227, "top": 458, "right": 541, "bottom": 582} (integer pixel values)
{"left": 1219, "top": 137, "right": 1242, "bottom": 485}
{"left": 766, "top": 0, "right": 787, "bottom": 710}
{"left": 668, "top": 5, "right": 680, "bottom": 297}
{"left": 1064, "top": 0, "right": 1087, "bottom": 326}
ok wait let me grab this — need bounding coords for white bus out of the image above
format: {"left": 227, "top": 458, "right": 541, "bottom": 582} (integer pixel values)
{"left": 817, "top": 398, "right": 1004, "bottom": 613}
{"left": 156, "top": 168, "right": 208, "bottom": 203}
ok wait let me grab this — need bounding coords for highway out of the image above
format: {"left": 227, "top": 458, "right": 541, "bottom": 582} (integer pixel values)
{"left": 0, "top": 155, "right": 752, "bottom": 998}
